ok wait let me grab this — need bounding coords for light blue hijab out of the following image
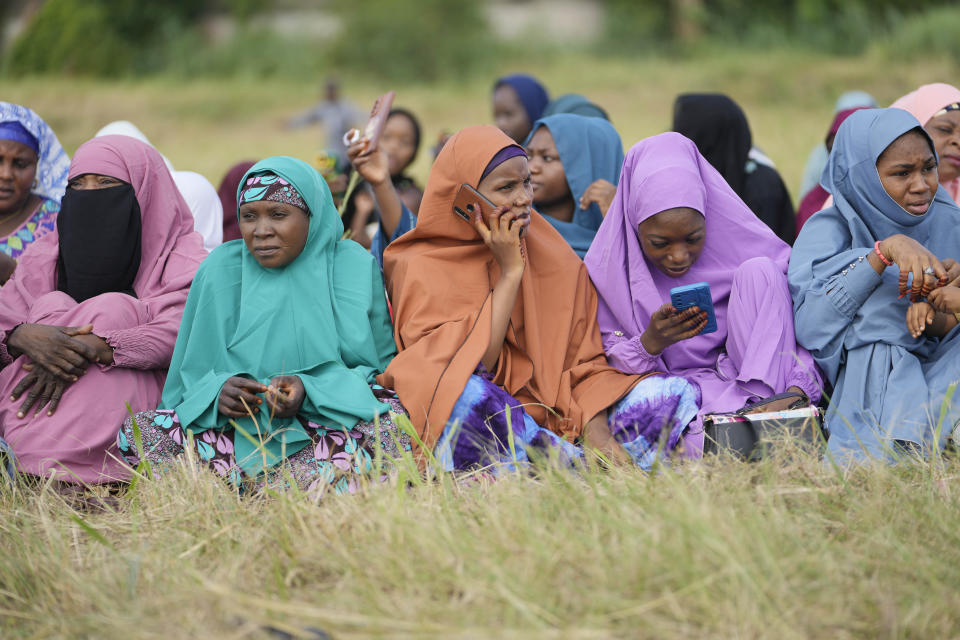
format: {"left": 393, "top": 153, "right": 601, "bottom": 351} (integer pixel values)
{"left": 789, "top": 108, "right": 960, "bottom": 461}
{"left": 524, "top": 114, "right": 624, "bottom": 257}
{"left": 0, "top": 102, "right": 69, "bottom": 202}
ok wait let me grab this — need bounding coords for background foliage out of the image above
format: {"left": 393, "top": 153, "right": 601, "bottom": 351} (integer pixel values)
{"left": 4, "top": 0, "right": 960, "bottom": 80}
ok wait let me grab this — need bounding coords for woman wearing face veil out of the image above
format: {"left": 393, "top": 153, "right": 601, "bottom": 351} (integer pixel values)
{"left": 0, "top": 136, "right": 207, "bottom": 483}
{"left": 790, "top": 108, "right": 960, "bottom": 464}
{"left": 379, "top": 125, "right": 699, "bottom": 471}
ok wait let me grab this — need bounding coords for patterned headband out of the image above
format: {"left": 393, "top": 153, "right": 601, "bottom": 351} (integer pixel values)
{"left": 934, "top": 103, "right": 960, "bottom": 117}
{"left": 240, "top": 173, "right": 309, "bottom": 213}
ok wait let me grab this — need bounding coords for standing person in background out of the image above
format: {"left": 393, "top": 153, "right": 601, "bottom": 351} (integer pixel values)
{"left": 492, "top": 74, "right": 549, "bottom": 144}
{"left": 672, "top": 93, "right": 796, "bottom": 244}
{"left": 288, "top": 77, "right": 361, "bottom": 165}
{"left": 217, "top": 160, "right": 257, "bottom": 242}
{"left": 798, "top": 90, "right": 877, "bottom": 201}
{"left": 95, "top": 121, "right": 223, "bottom": 252}
{"left": 524, "top": 113, "right": 623, "bottom": 257}
{"left": 0, "top": 102, "right": 70, "bottom": 284}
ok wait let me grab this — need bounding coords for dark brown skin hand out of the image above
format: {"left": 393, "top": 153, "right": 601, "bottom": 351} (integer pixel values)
{"left": 11, "top": 363, "right": 70, "bottom": 418}
{"left": 640, "top": 304, "right": 708, "bottom": 356}
{"left": 218, "top": 376, "right": 267, "bottom": 418}
{"left": 0, "top": 253, "right": 15, "bottom": 284}
{"left": 265, "top": 376, "right": 306, "bottom": 419}
{"left": 7, "top": 323, "right": 99, "bottom": 380}
{"left": 875, "top": 234, "right": 948, "bottom": 301}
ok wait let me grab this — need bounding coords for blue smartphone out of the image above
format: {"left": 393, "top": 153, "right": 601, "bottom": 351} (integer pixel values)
{"left": 669, "top": 282, "right": 717, "bottom": 335}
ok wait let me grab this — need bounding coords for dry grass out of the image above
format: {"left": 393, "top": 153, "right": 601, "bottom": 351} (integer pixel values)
{"left": 2, "top": 446, "right": 960, "bottom": 638}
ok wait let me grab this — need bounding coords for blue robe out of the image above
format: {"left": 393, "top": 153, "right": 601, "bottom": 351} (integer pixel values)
{"left": 789, "top": 108, "right": 960, "bottom": 463}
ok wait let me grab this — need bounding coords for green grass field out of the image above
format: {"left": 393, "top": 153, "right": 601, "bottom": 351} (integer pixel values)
{"left": 4, "top": 48, "right": 960, "bottom": 638}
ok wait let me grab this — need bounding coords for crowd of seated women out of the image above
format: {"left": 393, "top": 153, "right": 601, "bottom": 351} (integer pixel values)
{"left": 2, "top": 76, "right": 960, "bottom": 495}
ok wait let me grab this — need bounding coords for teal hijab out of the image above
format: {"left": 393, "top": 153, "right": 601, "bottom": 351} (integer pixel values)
{"left": 160, "top": 156, "right": 396, "bottom": 476}
{"left": 525, "top": 114, "right": 624, "bottom": 257}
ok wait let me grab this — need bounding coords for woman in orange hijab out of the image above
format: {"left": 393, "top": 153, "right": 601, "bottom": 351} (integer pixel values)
{"left": 378, "top": 125, "right": 699, "bottom": 470}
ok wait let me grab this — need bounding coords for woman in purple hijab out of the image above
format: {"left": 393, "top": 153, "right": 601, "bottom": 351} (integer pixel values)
{"left": 0, "top": 135, "right": 207, "bottom": 483}
{"left": 584, "top": 132, "right": 822, "bottom": 456}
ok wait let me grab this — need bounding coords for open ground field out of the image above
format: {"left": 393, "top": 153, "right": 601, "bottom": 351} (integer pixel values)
{"left": 3, "top": 49, "right": 960, "bottom": 638}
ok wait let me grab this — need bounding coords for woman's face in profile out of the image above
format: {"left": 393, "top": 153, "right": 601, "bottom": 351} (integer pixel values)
{"left": 637, "top": 207, "right": 706, "bottom": 278}
{"left": 876, "top": 130, "right": 939, "bottom": 216}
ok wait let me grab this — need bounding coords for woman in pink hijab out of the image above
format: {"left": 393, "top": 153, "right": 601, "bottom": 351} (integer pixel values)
{"left": 0, "top": 135, "right": 207, "bottom": 483}
{"left": 584, "top": 133, "right": 822, "bottom": 456}
{"left": 890, "top": 83, "right": 960, "bottom": 204}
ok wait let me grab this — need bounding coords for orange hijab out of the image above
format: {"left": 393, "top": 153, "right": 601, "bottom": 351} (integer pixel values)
{"left": 378, "top": 125, "right": 639, "bottom": 449}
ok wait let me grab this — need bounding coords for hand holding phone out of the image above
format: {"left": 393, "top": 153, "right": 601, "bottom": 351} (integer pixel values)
{"left": 640, "top": 282, "right": 717, "bottom": 356}
{"left": 342, "top": 90, "right": 396, "bottom": 156}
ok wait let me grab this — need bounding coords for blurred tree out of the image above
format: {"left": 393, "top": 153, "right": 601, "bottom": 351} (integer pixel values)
{"left": 330, "top": 0, "right": 493, "bottom": 82}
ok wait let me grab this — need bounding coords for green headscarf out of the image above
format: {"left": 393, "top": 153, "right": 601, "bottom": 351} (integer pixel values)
{"left": 160, "top": 156, "right": 396, "bottom": 476}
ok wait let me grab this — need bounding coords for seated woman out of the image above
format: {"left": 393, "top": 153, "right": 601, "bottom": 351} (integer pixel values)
{"left": 378, "top": 125, "right": 700, "bottom": 471}
{"left": 891, "top": 83, "right": 960, "bottom": 204}
{"left": 363, "top": 108, "right": 425, "bottom": 264}
{"left": 672, "top": 93, "right": 796, "bottom": 244}
{"left": 542, "top": 94, "right": 609, "bottom": 120}
{"left": 790, "top": 108, "right": 960, "bottom": 463}
{"left": 585, "top": 132, "right": 822, "bottom": 457}
{"left": 118, "top": 156, "right": 408, "bottom": 495}
{"left": 0, "top": 102, "right": 70, "bottom": 284}
{"left": 0, "top": 135, "right": 207, "bottom": 483}
{"left": 95, "top": 120, "right": 223, "bottom": 252}
{"left": 492, "top": 74, "right": 549, "bottom": 144}
{"left": 523, "top": 113, "right": 622, "bottom": 258}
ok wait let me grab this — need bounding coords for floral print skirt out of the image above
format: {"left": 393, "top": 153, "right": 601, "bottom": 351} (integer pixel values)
{"left": 117, "top": 387, "right": 411, "bottom": 497}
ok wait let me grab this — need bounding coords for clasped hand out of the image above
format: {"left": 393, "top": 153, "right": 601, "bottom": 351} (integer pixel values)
{"left": 218, "top": 375, "right": 305, "bottom": 420}
{"left": 7, "top": 323, "right": 114, "bottom": 418}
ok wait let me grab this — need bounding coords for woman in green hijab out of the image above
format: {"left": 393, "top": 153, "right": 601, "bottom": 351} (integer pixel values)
{"left": 117, "top": 156, "right": 410, "bottom": 495}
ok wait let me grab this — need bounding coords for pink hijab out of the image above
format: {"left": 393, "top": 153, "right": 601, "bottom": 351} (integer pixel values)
{"left": 891, "top": 83, "right": 960, "bottom": 203}
{"left": 0, "top": 135, "right": 205, "bottom": 308}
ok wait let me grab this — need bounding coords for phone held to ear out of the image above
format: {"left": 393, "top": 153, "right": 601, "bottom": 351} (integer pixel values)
{"left": 669, "top": 281, "right": 718, "bottom": 335}
{"left": 453, "top": 184, "right": 497, "bottom": 223}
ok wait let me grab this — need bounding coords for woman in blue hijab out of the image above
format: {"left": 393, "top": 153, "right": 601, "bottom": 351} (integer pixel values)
{"left": 789, "top": 108, "right": 960, "bottom": 464}
{"left": 524, "top": 114, "right": 623, "bottom": 257}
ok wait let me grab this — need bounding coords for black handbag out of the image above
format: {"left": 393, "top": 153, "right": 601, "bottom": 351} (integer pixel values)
{"left": 703, "top": 392, "right": 824, "bottom": 461}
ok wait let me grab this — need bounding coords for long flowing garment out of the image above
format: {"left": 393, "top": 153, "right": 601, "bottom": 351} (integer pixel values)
{"left": 434, "top": 368, "right": 699, "bottom": 472}
{"left": 118, "top": 387, "right": 411, "bottom": 496}
{"left": 790, "top": 108, "right": 960, "bottom": 463}
{"left": 585, "top": 133, "right": 822, "bottom": 457}
{"left": 0, "top": 137, "right": 206, "bottom": 483}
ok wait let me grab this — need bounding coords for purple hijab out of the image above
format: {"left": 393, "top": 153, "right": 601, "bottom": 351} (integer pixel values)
{"left": 584, "top": 132, "right": 791, "bottom": 372}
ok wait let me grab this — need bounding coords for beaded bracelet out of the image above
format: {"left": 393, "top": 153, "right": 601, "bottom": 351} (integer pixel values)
{"left": 874, "top": 240, "right": 893, "bottom": 266}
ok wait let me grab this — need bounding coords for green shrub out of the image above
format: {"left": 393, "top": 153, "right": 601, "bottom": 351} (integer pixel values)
{"left": 876, "top": 5, "right": 960, "bottom": 63}
{"left": 5, "top": 0, "right": 130, "bottom": 76}
{"left": 330, "top": 0, "right": 495, "bottom": 83}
